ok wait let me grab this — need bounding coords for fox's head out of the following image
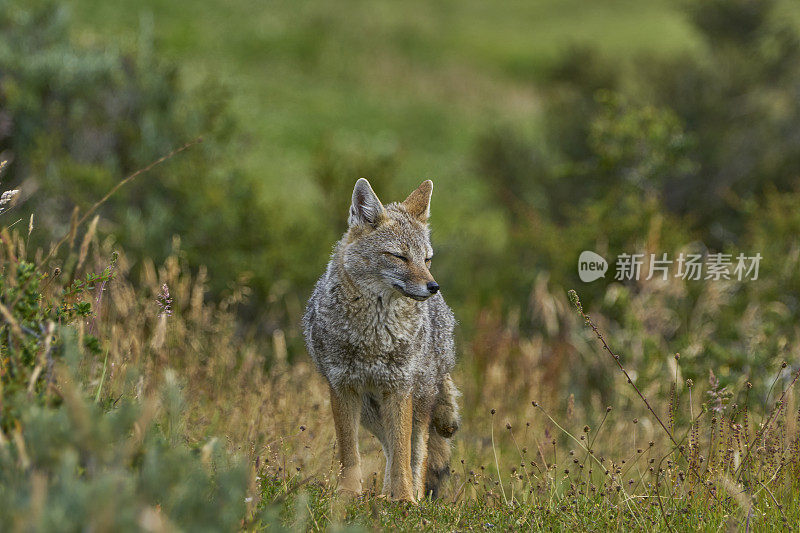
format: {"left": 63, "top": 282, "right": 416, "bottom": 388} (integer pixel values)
{"left": 342, "top": 178, "right": 439, "bottom": 301}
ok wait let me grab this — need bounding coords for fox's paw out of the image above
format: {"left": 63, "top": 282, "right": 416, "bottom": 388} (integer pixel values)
{"left": 432, "top": 413, "right": 459, "bottom": 438}
{"left": 424, "top": 461, "right": 450, "bottom": 500}
{"left": 337, "top": 486, "right": 362, "bottom": 498}
{"left": 431, "top": 376, "right": 461, "bottom": 438}
{"left": 389, "top": 491, "right": 416, "bottom": 504}
{"left": 337, "top": 466, "right": 363, "bottom": 495}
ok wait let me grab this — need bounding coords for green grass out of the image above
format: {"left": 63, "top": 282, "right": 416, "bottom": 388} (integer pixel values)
{"left": 254, "top": 475, "right": 796, "bottom": 532}
{"left": 53, "top": 4, "right": 800, "bottom": 531}
{"left": 66, "top": 0, "right": 697, "bottom": 210}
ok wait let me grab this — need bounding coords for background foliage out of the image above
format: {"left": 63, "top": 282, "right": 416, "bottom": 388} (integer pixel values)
{"left": 3, "top": 0, "right": 800, "bottom": 530}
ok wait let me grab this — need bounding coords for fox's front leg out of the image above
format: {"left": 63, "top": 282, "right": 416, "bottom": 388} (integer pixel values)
{"left": 381, "top": 390, "right": 415, "bottom": 502}
{"left": 411, "top": 409, "right": 431, "bottom": 500}
{"left": 330, "top": 386, "right": 363, "bottom": 494}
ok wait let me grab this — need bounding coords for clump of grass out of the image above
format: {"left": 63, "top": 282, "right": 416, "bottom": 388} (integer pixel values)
{"left": 4, "top": 143, "right": 799, "bottom": 530}
{"left": 249, "top": 289, "right": 799, "bottom": 531}
{"left": 0, "top": 147, "right": 289, "bottom": 530}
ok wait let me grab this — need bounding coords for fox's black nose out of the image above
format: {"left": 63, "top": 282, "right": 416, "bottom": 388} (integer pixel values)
{"left": 427, "top": 281, "right": 440, "bottom": 294}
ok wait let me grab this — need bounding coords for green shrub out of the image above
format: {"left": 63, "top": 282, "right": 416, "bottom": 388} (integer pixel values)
{"left": 0, "top": 248, "right": 114, "bottom": 429}
{"left": 471, "top": 0, "right": 800, "bottom": 397}
{"left": 0, "top": 0, "right": 278, "bottom": 310}
{"left": 0, "top": 226, "right": 266, "bottom": 531}
{"left": 0, "top": 328, "right": 251, "bottom": 532}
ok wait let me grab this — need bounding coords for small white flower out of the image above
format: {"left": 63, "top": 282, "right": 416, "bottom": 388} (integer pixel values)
{"left": 0, "top": 189, "right": 18, "bottom": 202}
{"left": 0, "top": 188, "right": 19, "bottom": 213}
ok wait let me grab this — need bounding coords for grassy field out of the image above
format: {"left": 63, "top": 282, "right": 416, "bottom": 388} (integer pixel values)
{"left": 241, "top": 288, "right": 800, "bottom": 531}
{"left": 5, "top": 217, "right": 798, "bottom": 530}
{"left": 5, "top": 1, "right": 799, "bottom": 531}
{"left": 67, "top": 0, "right": 697, "bottom": 210}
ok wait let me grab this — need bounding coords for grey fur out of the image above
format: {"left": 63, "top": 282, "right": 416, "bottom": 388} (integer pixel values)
{"left": 303, "top": 178, "right": 460, "bottom": 499}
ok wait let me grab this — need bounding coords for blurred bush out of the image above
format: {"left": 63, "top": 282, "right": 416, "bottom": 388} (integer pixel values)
{"left": 0, "top": 222, "right": 281, "bottom": 530}
{"left": 0, "top": 0, "right": 282, "bottom": 312}
{"left": 477, "top": 0, "right": 800, "bottom": 281}
{"left": 0, "top": 334, "right": 249, "bottom": 531}
{"left": 2, "top": 0, "right": 800, "bottom": 404}
{"left": 471, "top": 0, "right": 800, "bottom": 398}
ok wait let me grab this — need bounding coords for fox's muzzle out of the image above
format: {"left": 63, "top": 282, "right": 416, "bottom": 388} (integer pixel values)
{"left": 393, "top": 280, "right": 439, "bottom": 301}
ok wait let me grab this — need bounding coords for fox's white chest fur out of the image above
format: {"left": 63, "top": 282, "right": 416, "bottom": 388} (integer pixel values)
{"left": 304, "top": 267, "right": 431, "bottom": 392}
{"left": 343, "top": 292, "right": 425, "bottom": 354}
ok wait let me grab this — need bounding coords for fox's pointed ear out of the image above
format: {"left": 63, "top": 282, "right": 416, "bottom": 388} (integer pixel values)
{"left": 349, "top": 178, "right": 385, "bottom": 228}
{"left": 403, "top": 179, "right": 433, "bottom": 222}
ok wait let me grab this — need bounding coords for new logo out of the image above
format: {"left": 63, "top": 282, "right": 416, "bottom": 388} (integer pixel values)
{"left": 578, "top": 250, "right": 608, "bottom": 282}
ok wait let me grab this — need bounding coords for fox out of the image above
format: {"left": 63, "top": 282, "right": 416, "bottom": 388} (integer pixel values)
{"left": 303, "top": 178, "right": 461, "bottom": 502}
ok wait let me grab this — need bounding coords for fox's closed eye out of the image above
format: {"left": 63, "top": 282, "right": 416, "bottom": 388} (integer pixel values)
{"left": 385, "top": 252, "right": 408, "bottom": 262}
